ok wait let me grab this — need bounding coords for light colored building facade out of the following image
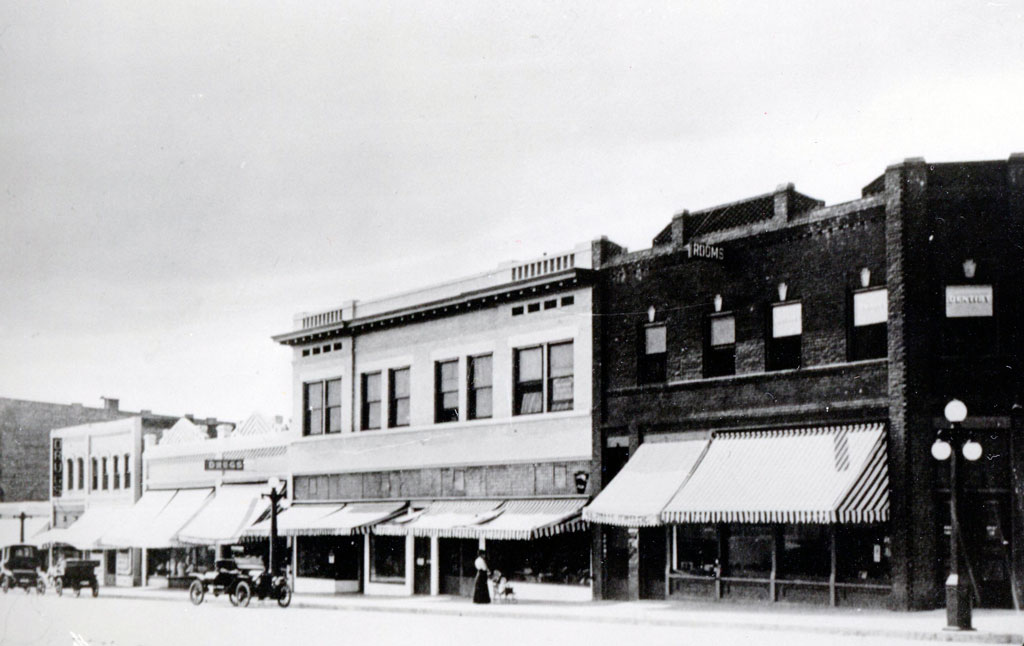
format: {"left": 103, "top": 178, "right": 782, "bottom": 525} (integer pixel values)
{"left": 274, "top": 242, "right": 603, "bottom": 600}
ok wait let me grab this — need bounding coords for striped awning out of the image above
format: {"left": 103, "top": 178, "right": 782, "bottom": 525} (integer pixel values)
{"left": 134, "top": 488, "right": 213, "bottom": 548}
{"left": 373, "top": 500, "right": 504, "bottom": 538}
{"left": 582, "top": 439, "right": 708, "bottom": 527}
{"left": 244, "top": 502, "right": 406, "bottom": 537}
{"left": 473, "top": 499, "right": 587, "bottom": 540}
{"left": 661, "top": 423, "right": 888, "bottom": 525}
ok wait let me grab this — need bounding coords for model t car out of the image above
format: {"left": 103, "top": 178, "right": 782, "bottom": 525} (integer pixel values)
{"left": 189, "top": 558, "right": 249, "bottom": 605}
{"left": 0, "top": 544, "right": 46, "bottom": 594}
{"left": 230, "top": 566, "right": 291, "bottom": 608}
{"left": 54, "top": 559, "right": 100, "bottom": 597}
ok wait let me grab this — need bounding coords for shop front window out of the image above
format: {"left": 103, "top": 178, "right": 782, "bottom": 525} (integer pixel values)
{"left": 836, "top": 524, "right": 891, "bottom": 584}
{"left": 371, "top": 535, "right": 405, "bottom": 582}
{"left": 672, "top": 525, "right": 718, "bottom": 576}
{"left": 297, "top": 536, "right": 361, "bottom": 580}
{"left": 727, "top": 524, "right": 773, "bottom": 578}
{"left": 780, "top": 525, "right": 830, "bottom": 581}
{"left": 486, "top": 532, "right": 590, "bottom": 586}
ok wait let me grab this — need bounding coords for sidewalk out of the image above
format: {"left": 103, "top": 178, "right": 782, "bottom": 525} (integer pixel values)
{"left": 100, "top": 585, "right": 1023, "bottom": 644}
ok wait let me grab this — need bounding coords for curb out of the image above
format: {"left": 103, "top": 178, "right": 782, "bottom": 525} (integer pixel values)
{"left": 102, "top": 589, "right": 1024, "bottom": 645}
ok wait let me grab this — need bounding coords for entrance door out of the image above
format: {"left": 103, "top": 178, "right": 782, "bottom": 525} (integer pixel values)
{"left": 104, "top": 550, "right": 116, "bottom": 586}
{"left": 413, "top": 537, "right": 431, "bottom": 595}
{"left": 602, "top": 527, "right": 630, "bottom": 600}
{"left": 964, "top": 498, "right": 1014, "bottom": 609}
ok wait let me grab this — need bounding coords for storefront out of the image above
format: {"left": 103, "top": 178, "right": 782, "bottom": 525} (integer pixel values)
{"left": 586, "top": 424, "right": 891, "bottom": 607}
{"left": 371, "top": 498, "right": 590, "bottom": 601}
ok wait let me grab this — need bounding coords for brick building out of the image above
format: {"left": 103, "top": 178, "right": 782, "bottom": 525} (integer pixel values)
{"left": 584, "top": 155, "right": 1024, "bottom": 611}
{"left": 272, "top": 243, "right": 598, "bottom": 600}
{"left": 0, "top": 396, "right": 174, "bottom": 502}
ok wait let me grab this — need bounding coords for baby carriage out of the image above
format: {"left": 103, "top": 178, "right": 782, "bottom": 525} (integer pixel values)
{"left": 491, "top": 570, "right": 516, "bottom": 603}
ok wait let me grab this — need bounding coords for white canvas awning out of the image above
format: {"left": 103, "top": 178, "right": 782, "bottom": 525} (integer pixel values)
{"left": 245, "top": 502, "right": 406, "bottom": 537}
{"left": 473, "top": 499, "right": 587, "bottom": 540}
{"left": 101, "top": 490, "right": 176, "bottom": 548}
{"left": 132, "top": 488, "right": 214, "bottom": 549}
{"left": 57, "top": 507, "right": 126, "bottom": 550}
{"left": 582, "top": 439, "right": 707, "bottom": 527}
{"left": 176, "top": 485, "right": 268, "bottom": 545}
{"left": 373, "top": 500, "right": 503, "bottom": 538}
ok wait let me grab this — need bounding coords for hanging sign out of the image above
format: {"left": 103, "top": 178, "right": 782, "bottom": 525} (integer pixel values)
{"left": 945, "top": 285, "right": 993, "bottom": 318}
{"left": 52, "top": 438, "right": 63, "bottom": 497}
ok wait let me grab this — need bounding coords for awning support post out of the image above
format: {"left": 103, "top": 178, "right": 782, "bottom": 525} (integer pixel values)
{"left": 715, "top": 523, "right": 728, "bottom": 600}
{"left": 429, "top": 535, "right": 440, "bottom": 596}
{"left": 769, "top": 525, "right": 781, "bottom": 602}
{"left": 829, "top": 525, "right": 838, "bottom": 607}
{"left": 141, "top": 548, "right": 147, "bottom": 588}
{"left": 664, "top": 527, "right": 671, "bottom": 599}
{"left": 291, "top": 537, "right": 297, "bottom": 593}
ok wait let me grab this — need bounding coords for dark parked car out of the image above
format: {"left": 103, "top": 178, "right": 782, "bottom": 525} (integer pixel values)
{"left": 1, "top": 544, "right": 45, "bottom": 594}
{"left": 54, "top": 559, "right": 100, "bottom": 597}
{"left": 189, "top": 559, "right": 249, "bottom": 605}
{"left": 231, "top": 568, "right": 291, "bottom": 608}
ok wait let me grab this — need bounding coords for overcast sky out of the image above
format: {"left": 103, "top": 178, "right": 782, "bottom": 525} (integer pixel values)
{"left": 1, "top": 1, "right": 1022, "bottom": 421}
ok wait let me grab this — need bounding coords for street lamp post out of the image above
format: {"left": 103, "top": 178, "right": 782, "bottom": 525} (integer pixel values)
{"left": 931, "top": 399, "right": 981, "bottom": 631}
{"left": 262, "top": 478, "right": 287, "bottom": 576}
{"left": 17, "top": 508, "right": 27, "bottom": 543}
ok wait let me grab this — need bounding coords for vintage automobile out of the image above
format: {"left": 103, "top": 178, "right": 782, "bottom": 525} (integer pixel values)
{"left": 230, "top": 567, "right": 291, "bottom": 608}
{"left": 188, "top": 558, "right": 249, "bottom": 605}
{"left": 54, "top": 559, "right": 100, "bottom": 597}
{"left": 0, "top": 544, "right": 46, "bottom": 594}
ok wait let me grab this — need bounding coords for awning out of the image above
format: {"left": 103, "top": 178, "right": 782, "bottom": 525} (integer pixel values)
{"left": 661, "top": 423, "right": 888, "bottom": 524}
{"left": 374, "top": 500, "right": 504, "bottom": 538}
{"left": 56, "top": 506, "right": 126, "bottom": 550}
{"left": 176, "top": 485, "right": 268, "bottom": 545}
{"left": 473, "top": 499, "right": 587, "bottom": 540}
{"left": 0, "top": 517, "right": 49, "bottom": 547}
{"left": 245, "top": 502, "right": 406, "bottom": 537}
{"left": 29, "top": 527, "right": 66, "bottom": 549}
{"left": 101, "top": 490, "right": 177, "bottom": 548}
{"left": 134, "top": 488, "right": 214, "bottom": 548}
{"left": 582, "top": 439, "right": 708, "bottom": 527}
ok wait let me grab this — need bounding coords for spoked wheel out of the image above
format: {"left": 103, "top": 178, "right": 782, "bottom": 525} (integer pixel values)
{"left": 232, "top": 581, "right": 251, "bottom": 608}
{"left": 55, "top": 578, "right": 63, "bottom": 596}
{"left": 36, "top": 579, "right": 45, "bottom": 594}
{"left": 188, "top": 580, "right": 205, "bottom": 605}
{"left": 0, "top": 577, "right": 8, "bottom": 593}
{"left": 276, "top": 583, "right": 291, "bottom": 608}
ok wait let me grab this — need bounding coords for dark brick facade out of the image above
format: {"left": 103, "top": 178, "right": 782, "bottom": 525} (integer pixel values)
{"left": 590, "top": 156, "right": 1024, "bottom": 610}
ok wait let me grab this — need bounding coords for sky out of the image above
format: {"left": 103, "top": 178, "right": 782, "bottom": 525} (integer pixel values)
{"left": 1, "top": 1, "right": 1022, "bottom": 422}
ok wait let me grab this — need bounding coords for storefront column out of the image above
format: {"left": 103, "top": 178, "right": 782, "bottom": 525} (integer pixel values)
{"left": 141, "top": 548, "right": 148, "bottom": 587}
{"left": 291, "top": 538, "right": 297, "bottom": 593}
{"left": 829, "top": 526, "right": 838, "bottom": 607}
{"left": 362, "top": 533, "right": 370, "bottom": 592}
{"left": 429, "top": 535, "right": 439, "bottom": 596}
{"left": 627, "top": 527, "right": 640, "bottom": 601}
{"left": 404, "top": 534, "right": 415, "bottom": 596}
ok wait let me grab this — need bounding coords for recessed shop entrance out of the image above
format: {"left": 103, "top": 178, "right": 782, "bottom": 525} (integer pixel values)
{"left": 439, "top": 538, "right": 477, "bottom": 597}
{"left": 413, "top": 537, "right": 431, "bottom": 595}
{"left": 938, "top": 495, "right": 1016, "bottom": 609}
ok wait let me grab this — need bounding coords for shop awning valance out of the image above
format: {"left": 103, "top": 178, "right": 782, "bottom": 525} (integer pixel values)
{"left": 245, "top": 502, "right": 407, "bottom": 538}
{"left": 472, "top": 499, "right": 587, "bottom": 540}
{"left": 55, "top": 506, "right": 127, "bottom": 550}
{"left": 101, "top": 490, "right": 177, "bottom": 548}
{"left": 177, "top": 484, "right": 268, "bottom": 545}
{"left": 661, "top": 423, "right": 889, "bottom": 525}
{"left": 582, "top": 439, "right": 708, "bottom": 527}
{"left": 0, "top": 517, "right": 48, "bottom": 547}
{"left": 373, "top": 500, "right": 504, "bottom": 538}
{"left": 134, "top": 488, "right": 214, "bottom": 549}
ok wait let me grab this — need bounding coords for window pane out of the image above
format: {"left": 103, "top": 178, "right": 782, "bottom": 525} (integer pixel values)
{"left": 710, "top": 316, "right": 735, "bottom": 346}
{"left": 439, "top": 361, "right": 458, "bottom": 390}
{"left": 781, "top": 525, "right": 830, "bottom": 580}
{"left": 393, "top": 399, "right": 410, "bottom": 426}
{"left": 326, "top": 407, "right": 342, "bottom": 433}
{"left": 326, "top": 379, "right": 342, "bottom": 406}
{"left": 364, "top": 373, "right": 381, "bottom": 401}
{"left": 471, "top": 387, "right": 492, "bottom": 419}
{"left": 442, "top": 392, "right": 458, "bottom": 410}
{"left": 371, "top": 535, "right": 406, "bottom": 582}
{"left": 517, "top": 347, "right": 543, "bottom": 382}
{"left": 549, "top": 376, "right": 573, "bottom": 411}
{"left": 392, "top": 369, "right": 410, "bottom": 398}
{"left": 853, "top": 289, "right": 888, "bottom": 327}
{"left": 518, "top": 389, "right": 543, "bottom": 415}
{"left": 645, "top": 326, "right": 666, "bottom": 354}
{"left": 772, "top": 303, "right": 802, "bottom": 338}
{"left": 309, "top": 410, "right": 323, "bottom": 435}
{"left": 470, "top": 355, "right": 492, "bottom": 388}
{"left": 673, "top": 525, "right": 719, "bottom": 576}
{"left": 366, "top": 403, "right": 380, "bottom": 430}
{"left": 548, "top": 342, "right": 573, "bottom": 377}
{"left": 727, "top": 525, "right": 773, "bottom": 577}
{"left": 306, "top": 382, "right": 323, "bottom": 409}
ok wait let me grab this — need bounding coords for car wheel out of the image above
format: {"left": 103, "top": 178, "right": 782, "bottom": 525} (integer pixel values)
{"left": 75, "top": 587, "right": 81, "bottom": 597}
{"left": 36, "top": 579, "right": 45, "bottom": 594}
{"left": 276, "top": 583, "right": 291, "bottom": 608}
{"left": 55, "top": 578, "right": 63, "bottom": 596}
{"left": 188, "top": 580, "right": 205, "bottom": 605}
{"left": 91, "top": 582, "right": 98, "bottom": 598}
{"left": 1, "top": 577, "right": 9, "bottom": 593}
{"left": 233, "top": 581, "right": 251, "bottom": 608}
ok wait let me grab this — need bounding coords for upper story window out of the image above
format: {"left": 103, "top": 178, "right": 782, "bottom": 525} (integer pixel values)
{"left": 767, "top": 302, "right": 802, "bottom": 371}
{"left": 362, "top": 372, "right": 382, "bottom": 430}
{"left": 77, "top": 458, "right": 84, "bottom": 490}
{"left": 705, "top": 313, "right": 736, "bottom": 377}
{"left": 514, "top": 341, "right": 574, "bottom": 415}
{"left": 91, "top": 458, "right": 98, "bottom": 491}
{"left": 850, "top": 288, "right": 888, "bottom": 361}
{"left": 67, "top": 459, "right": 74, "bottom": 491}
{"left": 389, "top": 367, "right": 411, "bottom": 427}
{"left": 639, "top": 324, "right": 667, "bottom": 384}
{"left": 435, "top": 360, "right": 460, "bottom": 423}
{"left": 123, "top": 453, "right": 131, "bottom": 488}
{"left": 468, "top": 354, "right": 493, "bottom": 420}
{"left": 102, "top": 457, "right": 109, "bottom": 490}
{"left": 303, "top": 378, "right": 342, "bottom": 436}
{"left": 113, "top": 455, "right": 120, "bottom": 489}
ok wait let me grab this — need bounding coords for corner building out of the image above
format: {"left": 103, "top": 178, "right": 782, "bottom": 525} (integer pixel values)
{"left": 585, "top": 155, "right": 1024, "bottom": 610}
{"left": 274, "top": 243, "right": 599, "bottom": 600}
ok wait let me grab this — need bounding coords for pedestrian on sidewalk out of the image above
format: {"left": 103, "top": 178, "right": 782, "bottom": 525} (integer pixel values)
{"left": 473, "top": 550, "right": 491, "bottom": 604}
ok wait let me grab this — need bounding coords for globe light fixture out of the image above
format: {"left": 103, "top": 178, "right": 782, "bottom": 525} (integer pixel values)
{"left": 962, "top": 438, "right": 982, "bottom": 462}
{"left": 944, "top": 399, "right": 967, "bottom": 424}
{"left": 931, "top": 438, "right": 952, "bottom": 461}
